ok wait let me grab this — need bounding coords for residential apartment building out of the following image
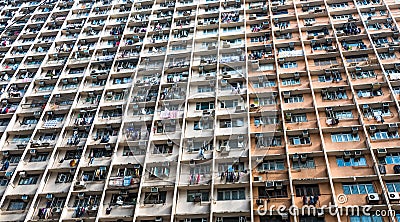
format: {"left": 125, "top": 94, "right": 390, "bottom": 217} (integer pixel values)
{"left": 0, "top": 0, "right": 400, "bottom": 221}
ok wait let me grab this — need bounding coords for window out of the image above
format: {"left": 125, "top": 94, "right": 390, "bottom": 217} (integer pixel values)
{"left": 197, "top": 85, "right": 213, "bottom": 93}
{"left": 19, "top": 175, "right": 39, "bottom": 185}
{"left": 171, "top": 44, "right": 187, "bottom": 51}
{"left": 220, "top": 100, "right": 239, "bottom": 108}
{"left": 149, "top": 166, "right": 170, "bottom": 178}
{"left": 330, "top": 2, "right": 348, "bottom": 8}
{"left": 110, "top": 193, "right": 137, "bottom": 206}
{"left": 331, "top": 133, "right": 360, "bottom": 142}
{"left": 379, "top": 53, "right": 396, "bottom": 60}
{"left": 371, "top": 131, "right": 399, "bottom": 140}
{"left": 217, "top": 189, "right": 246, "bottom": 200}
{"left": 254, "top": 97, "right": 276, "bottom": 106}
{"left": 144, "top": 191, "right": 167, "bottom": 204}
{"left": 190, "top": 165, "right": 211, "bottom": 174}
{"left": 349, "top": 215, "right": 383, "bottom": 222}
{"left": 334, "top": 111, "right": 353, "bottom": 119}
{"left": 0, "top": 177, "right": 9, "bottom": 186}
{"left": 379, "top": 153, "right": 400, "bottom": 165}
{"left": 318, "top": 75, "right": 332, "bottom": 82}
{"left": 295, "top": 185, "right": 320, "bottom": 196}
{"left": 73, "top": 195, "right": 100, "bottom": 207}
{"left": 322, "top": 90, "right": 347, "bottom": 100}
{"left": 196, "top": 102, "right": 214, "bottom": 110}
{"left": 194, "top": 120, "right": 212, "bottom": 130}
{"left": 303, "top": 18, "right": 315, "bottom": 24}
{"left": 22, "top": 117, "right": 38, "bottom": 125}
{"left": 337, "top": 157, "right": 367, "bottom": 167}
{"left": 30, "top": 152, "right": 49, "bottom": 162}
{"left": 188, "top": 140, "right": 213, "bottom": 152}
{"left": 56, "top": 172, "right": 73, "bottom": 183}
{"left": 314, "top": 58, "right": 338, "bottom": 66}
{"left": 386, "top": 181, "right": 400, "bottom": 192}
{"left": 256, "top": 136, "right": 282, "bottom": 147}
{"left": 218, "top": 162, "right": 245, "bottom": 172}
{"left": 357, "top": 89, "right": 382, "bottom": 97}
{"left": 153, "top": 144, "right": 173, "bottom": 154}
{"left": 281, "top": 78, "right": 300, "bottom": 86}
{"left": 187, "top": 190, "right": 210, "bottom": 202}
{"left": 259, "top": 64, "right": 274, "bottom": 71}
{"left": 253, "top": 80, "right": 276, "bottom": 88}
{"left": 279, "top": 62, "right": 298, "bottom": 69}
{"left": 64, "top": 150, "right": 82, "bottom": 160}
{"left": 332, "top": 14, "right": 352, "bottom": 20}
{"left": 202, "top": 29, "right": 218, "bottom": 35}
{"left": 220, "top": 118, "right": 244, "bottom": 128}
{"left": 90, "top": 148, "right": 112, "bottom": 158}
{"left": 82, "top": 167, "right": 107, "bottom": 181}
{"left": 289, "top": 136, "right": 311, "bottom": 145}
{"left": 258, "top": 186, "right": 288, "bottom": 198}
{"left": 254, "top": 116, "right": 279, "bottom": 126}
{"left": 291, "top": 114, "right": 307, "bottom": 123}
{"left": 7, "top": 200, "right": 27, "bottom": 211}
{"left": 222, "top": 26, "right": 242, "bottom": 33}
{"left": 342, "top": 183, "right": 375, "bottom": 194}
{"left": 3, "top": 154, "right": 21, "bottom": 164}
{"left": 293, "top": 158, "right": 315, "bottom": 169}
{"left": 258, "top": 160, "right": 285, "bottom": 171}
{"left": 284, "top": 95, "right": 304, "bottom": 103}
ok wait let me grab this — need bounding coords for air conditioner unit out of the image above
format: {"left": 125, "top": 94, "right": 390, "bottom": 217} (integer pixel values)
{"left": 293, "top": 154, "right": 299, "bottom": 162}
{"left": 366, "top": 193, "right": 380, "bottom": 204}
{"left": 283, "top": 91, "right": 290, "bottom": 98}
{"left": 377, "top": 148, "right": 387, "bottom": 157}
{"left": 343, "top": 151, "right": 352, "bottom": 159}
{"left": 19, "top": 171, "right": 27, "bottom": 178}
{"left": 354, "top": 150, "right": 362, "bottom": 157}
{"left": 151, "top": 187, "right": 159, "bottom": 193}
{"left": 388, "top": 192, "right": 400, "bottom": 201}
{"left": 266, "top": 181, "right": 275, "bottom": 190}
{"left": 75, "top": 181, "right": 86, "bottom": 188}
{"left": 52, "top": 207, "right": 62, "bottom": 214}
{"left": 46, "top": 193, "right": 53, "bottom": 199}
{"left": 30, "top": 149, "right": 37, "bottom": 156}
{"left": 369, "top": 126, "right": 376, "bottom": 133}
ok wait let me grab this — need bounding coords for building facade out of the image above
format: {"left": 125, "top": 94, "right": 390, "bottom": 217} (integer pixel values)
{"left": 0, "top": 0, "right": 400, "bottom": 221}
